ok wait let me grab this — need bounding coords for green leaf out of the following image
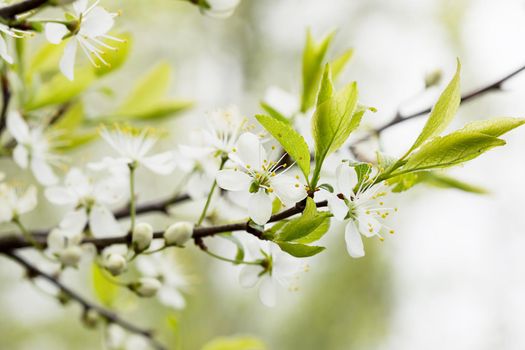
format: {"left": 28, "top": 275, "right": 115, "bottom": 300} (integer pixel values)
{"left": 311, "top": 65, "right": 361, "bottom": 185}
{"left": 388, "top": 171, "right": 487, "bottom": 194}
{"left": 330, "top": 48, "right": 353, "bottom": 80}
{"left": 406, "top": 59, "right": 461, "bottom": 155}
{"left": 26, "top": 41, "right": 67, "bottom": 82}
{"left": 91, "top": 263, "right": 119, "bottom": 307}
{"left": 459, "top": 117, "right": 525, "bottom": 137}
{"left": 347, "top": 161, "right": 372, "bottom": 189}
{"left": 397, "top": 131, "right": 505, "bottom": 174}
{"left": 51, "top": 102, "right": 84, "bottom": 131}
{"left": 25, "top": 68, "right": 96, "bottom": 110}
{"left": 276, "top": 198, "right": 331, "bottom": 243}
{"left": 94, "top": 32, "right": 132, "bottom": 76}
{"left": 301, "top": 30, "right": 335, "bottom": 112}
{"left": 260, "top": 102, "right": 291, "bottom": 124}
{"left": 201, "top": 336, "right": 267, "bottom": 350}
{"left": 277, "top": 241, "right": 325, "bottom": 258}
{"left": 110, "top": 62, "right": 193, "bottom": 120}
{"left": 255, "top": 114, "right": 311, "bottom": 178}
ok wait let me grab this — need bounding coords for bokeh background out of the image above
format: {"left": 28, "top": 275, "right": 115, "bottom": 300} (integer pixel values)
{"left": 2, "top": 0, "right": 525, "bottom": 349}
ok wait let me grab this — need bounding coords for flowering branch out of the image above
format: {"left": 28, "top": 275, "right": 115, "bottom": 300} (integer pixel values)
{"left": 3, "top": 251, "right": 167, "bottom": 350}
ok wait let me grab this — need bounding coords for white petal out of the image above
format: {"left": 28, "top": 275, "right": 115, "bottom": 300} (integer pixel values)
{"left": 12, "top": 145, "right": 29, "bottom": 169}
{"left": 59, "top": 39, "right": 77, "bottom": 81}
{"left": 59, "top": 208, "right": 88, "bottom": 237}
{"left": 239, "top": 265, "right": 263, "bottom": 288}
{"left": 0, "top": 200, "right": 13, "bottom": 222}
{"left": 7, "top": 111, "right": 29, "bottom": 142}
{"left": 248, "top": 190, "right": 272, "bottom": 225}
{"left": 271, "top": 175, "right": 307, "bottom": 206}
{"left": 258, "top": 276, "right": 277, "bottom": 307}
{"left": 0, "top": 36, "right": 12, "bottom": 64}
{"left": 356, "top": 210, "right": 382, "bottom": 237}
{"left": 31, "top": 157, "right": 58, "bottom": 186}
{"left": 44, "top": 23, "right": 69, "bottom": 44}
{"left": 45, "top": 187, "right": 76, "bottom": 205}
{"left": 141, "top": 152, "right": 176, "bottom": 175}
{"left": 216, "top": 169, "right": 251, "bottom": 191}
{"left": 158, "top": 287, "right": 186, "bottom": 309}
{"left": 65, "top": 168, "right": 91, "bottom": 197}
{"left": 327, "top": 193, "right": 348, "bottom": 221}
{"left": 16, "top": 186, "right": 37, "bottom": 214}
{"left": 79, "top": 7, "right": 114, "bottom": 38}
{"left": 336, "top": 163, "right": 357, "bottom": 197}
{"left": 89, "top": 205, "right": 122, "bottom": 237}
{"left": 231, "top": 132, "right": 265, "bottom": 169}
{"left": 345, "top": 221, "right": 365, "bottom": 258}
{"left": 73, "top": 0, "right": 88, "bottom": 15}
{"left": 263, "top": 86, "right": 299, "bottom": 117}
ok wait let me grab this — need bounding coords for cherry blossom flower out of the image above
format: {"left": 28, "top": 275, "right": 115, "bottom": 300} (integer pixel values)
{"left": 0, "top": 22, "right": 30, "bottom": 64}
{"left": 216, "top": 132, "right": 307, "bottom": 225}
{"left": 0, "top": 183, "right": 37, "bottom": 223}
{"left": 7, "top": 112, "right": 61, "bottom": 186}
{"left": 44, "top": 0, "right": 122, "bottom": 80}
{"left": 45, "top": 167, "right": 125, "bottom": 237}
{"left": 238, "top": 236, "right": 306, "bottom": 307}
{"left": 326, "top": 163, "right": 396, "bottom": 258}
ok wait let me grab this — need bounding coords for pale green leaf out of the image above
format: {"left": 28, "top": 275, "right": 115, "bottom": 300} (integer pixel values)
{"left": 51, "top": 102, "right": 84, "bottom": 131}
{"left": 277, "top": 241, "right": 325, "bottom": 258}
{"left": 276, "top": 198, "right": 331, "bottom": 243}
{"left": 201, "top": 336, "right": 266, "bottom": 350}
{"left": 91, "top": 263, "right": 119, "bottom": 307}
{"left": 94, "top": 32, "right": 132, "bottom": 76}
{"left": 459, "top": 117, "right": 525, "bottom": 137}
{"left": 330, "top": 48, "right": 353, "bottom": 80}
{"left": 255, "top": 114, "right": 311, "bottom": 178}
{"left": 388, "top": 171, "right": 487, "bottom": 194}
{"left": 260, "top": 102, "right": 291, "bottom": 124}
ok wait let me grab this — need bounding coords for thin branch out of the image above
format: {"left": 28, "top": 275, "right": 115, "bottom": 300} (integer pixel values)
{"left": 0, "top": 0, "right": 48, "bottom": 19}
{"left": 0, "top": 72, "right": 10, "bottom": 133}
{"left": 3, "top": 251, "right": 167, "bottom": 350}
{"left": 113, "top": 193, "right": 190, "bottom": 219}
{"left": 0, "top": 200, "right": 328, "bottom": 252}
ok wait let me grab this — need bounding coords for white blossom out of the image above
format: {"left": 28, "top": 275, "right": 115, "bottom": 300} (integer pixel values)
{"left": 326, "top": 163, "right": 396, "bottom": 258}
{"left": 106, "top": 324, "right": 150, "bottom": 350}
{"left": 238, "top": 236, "right": 306, "bottom": 307}
{"left": 45, "top": 0, "right": 122, "bottom": 80}
{"left": 132, "top": 222, "right": 153, "bottom": 252}
{"left": 216, "top": 132, "right": 307, "bottom": 225}
{"left": 102, "top": 244, "right": 128, "bottom": 276}
{"left": 136, "top": 252, "right": 188, "bottom": 309}
{"left": 164, "top": 222, "right": 193, "bottom": 247}
{"left": 7, "top": 112, "right": 61, "bottom": 186}
{"left": 0, "top": 183, "right": 37, "bottom": 223}
{"left": 45, "top": 167, "right": 125, "bottom": 237}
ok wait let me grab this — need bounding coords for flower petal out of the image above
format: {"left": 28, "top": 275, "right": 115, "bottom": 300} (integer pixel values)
{"left": 258, "top": 276, "right": 277, "bottom": 307}
{"left": 73, "top": 0, "right": 88, "bottom": 15}
{"left": 44, "top": 23, "right": 69, "bottom": 44}
{"left": 248, "top": 190, "right": 272, "bottom": 225}
{"left": 239, "top": 265, "right": 263, "bottom": 288}
{"left": 216, "top": 169, "right": 251, "bottom": 191}
{"left": 7, "top": 111, "right": 29, "bottom": 142}
{"left": 271, "top": 175, "right": 307, "bottom": 207}
{"left": 80, "top": 7, "right": 114, "bottom": 38}
{"left": 356, "top": 209, "right": 382, "bottom": 237}
{"left": 0, "top": 36, "right": 12, "bottom": 64}
{"left": 231, "top": 132, "right": 265, "bottom": 170}
{"left": 45, "top": 186, "right": 76, "bottom": 205}
{"left": 16, "top": 186, "right": 37, "bottom": 214}
{"left": 336, "top": 163, "right": 357, "bottom": 197}
{"left": 59, "top": 39, "right": 77, "bottom": 81}
{"left": 59, "top": 208, "right": 88, "bottom": 237}
{"left": 344, "top": 221, "right": 365, "bottom": 258}
{"left": 12, "top": 145, "right": 29, "bottom": 169}
{"left": 89, "top": 205, "right": 122, "bottom": 237}
{"left": 141, "top": 152, "right": 176, "bottom": 175}
{"left": 326, "top": 193, "right": 348, "bottom": 221}
{"left": 31, "top": 157, "right": 58, "bottom": 186}
{"left": 158, "top": 287, "right": 186, "bottom": 309}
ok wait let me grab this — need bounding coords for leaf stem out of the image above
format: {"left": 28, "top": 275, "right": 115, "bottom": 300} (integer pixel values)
{"left": 203, "top": 249, "right": 261, "bottom": 266}
{"left": 128, "top": 163, "right": 137, "bottom": 233}
{"left": 196, "top": 156, "right": 227, "bottom": 226}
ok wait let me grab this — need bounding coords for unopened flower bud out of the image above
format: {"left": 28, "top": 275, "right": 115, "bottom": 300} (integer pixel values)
{"left": 81, "top": 308, "right": 99, "bottom": 329}
{"left": 104, "top": 254, "right": 127, "bottom": 276}
{"left": 164, "top": 222, "right": 193, "bottom": 246}
{"left": 58, "top": 245, "right": 83, "bottom": 267}
{"left": 130, "top": 277, "right": 161, "bottom": 297}
{"left": 132, "top": 222, "right": 153, "bottom": 252}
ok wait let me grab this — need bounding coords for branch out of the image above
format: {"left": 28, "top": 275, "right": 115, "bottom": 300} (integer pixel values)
{"left": 0, "top": 200, "right": 328, "bottom": 252}
{"left": 0, "top": 0, "right": 48, "bottom": 19}
{"left": 3, "top": 251, "right": 167, "bottom": 350}
{"left": 0, "top": 73, "right": 10, "bottom": 133}
{"left": 113, "top": 193, "right": 190, "bottom": 219}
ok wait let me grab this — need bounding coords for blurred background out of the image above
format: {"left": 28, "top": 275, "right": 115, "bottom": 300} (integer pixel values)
{"left": 2, "top": 0, "right": 525, "bottom": 349}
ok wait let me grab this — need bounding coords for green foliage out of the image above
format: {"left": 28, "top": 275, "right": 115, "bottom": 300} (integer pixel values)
{"left": 388, "top": 171, "right": 487, "bottom": 194}
{"left": 51, "top": 102, "right": 98, "bottom": 151}
{"left": 301, "top": 30, "right": 335, "bottom": 112}
{"left": 311, "top": 65, "right": 362, "bottom": 186}
{"left": 94, "top": 33, "right": 132, "bottom": 76}
{"left": 330, "top": 49, "right": 354, "bottom": 80}
{"left": 255, "top": 114, "right": 311, "bottom": 179}
{"left": 201, "top": 336, "right": 266, "bottom": 350}
{"left": 108, "top": 62, "right": 193, "bottom": 120}
{"left": 405, "top": 59, "right": 461, "bottom": 156}
{"left": 91, "top": 263, "right": 119, "bottom": 307}
{"left": 458, "top": 117, "right": 525, "bottom": 137}
{"left": 260, "top": 102, "right": 290, "bottom": 124}
{"left": 277, "top": 241, "right": 325, "bottom": 258}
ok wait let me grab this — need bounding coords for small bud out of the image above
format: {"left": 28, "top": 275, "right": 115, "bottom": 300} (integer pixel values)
{"left": 104, "top": 254, "right": 127, "bottom": 276}
{"left": 132, "top": 222, "right": 153, "bottom": 253}
{"left": 81, "top": 309, "right": 99, "bottom": 329}
{"left": 58, "top": 245, "right": 83, "bottom": 267}
{"left": 130, "top": 277, "right": 162, "bottom": 297}
{"left": 164, "top": 222, "right": 193, "bottom": 246}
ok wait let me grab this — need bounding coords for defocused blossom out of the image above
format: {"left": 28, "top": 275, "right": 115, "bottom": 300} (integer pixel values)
{"left": 0, "top": 19, "right": 30, "bottom": 64}
{"left": 216, "top": 132, "right": 307, "bottom": 225}
{"left": 238, "top": 236, "right": 306, "bottom": 307}
{"left": 0, "top": 182, "right": 37, "bottom": 223}
{"left": 327, "top": 163, "right": 395, "bottom": 258}
{"left": 102, "top": 244, "right": 128, "bottom": 276}
{"left": 106, "top": 324, "right": 150, "bottom": 350}
{"left": 45, "top": 0, "right": 122, "bottom": 80}
{"left": 7, "top": 112, "right": 60, "bottom": 185}
{"left": 45, "top": 167, "right": 124, "bottom": 237}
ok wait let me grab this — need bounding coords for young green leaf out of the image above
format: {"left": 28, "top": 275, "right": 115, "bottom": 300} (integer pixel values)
{"left": 92, "top": 263, "right": 119, "bottom": 307}
{"left": 301, "top": 30, "right": 335, "bottom": 112}
{"left": 260, "top": 102, "right": 291, "bottom": 124}
{"left": 397, "top": 131, "right": 505, "bottom": 174}
{"left": 459, "top": 117, "right": 525, "bottom": 137}
{"left": 277, "top": 241, "right": 325, "bottom": 258}
{"left": 276, "top": 198, "right": 331, "bottom": 243}
{"left": 202, "top": 336, "right": 267, "bottom": 350}
{"left": 255, "top": 114, "right": 311, "bottom": 178}
{"left": 51, "top": 102, "right": 84, "bottom": 131}
{"left": 406, "top": 60, "right": 461, "bottom": 155}
{"left": 388, "top": 171, "right": 487, "bottom": 194}
{"left": 94, "top": 32, "right": 132, "bottom": 76}
{"left": 330, "top": 48, "right": 354, "bottom": 80}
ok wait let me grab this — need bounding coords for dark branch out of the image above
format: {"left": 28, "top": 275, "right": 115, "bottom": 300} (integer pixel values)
{"left": 3, "top": 251, "right": 167, "bottom": 350}
{"left": 114, "top": 194, "right": 190, "bottom": 219}
{"left": 0, "top": 73, "right": 10, "bottom": 133}
{"left": 0, "top": 0, "right": 48, "bottom": 19}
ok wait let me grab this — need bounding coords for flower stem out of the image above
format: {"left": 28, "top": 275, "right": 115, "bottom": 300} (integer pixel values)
{"left": 203, "top": 249, "right": 261, "bottom": 266}
{"left": 129, "top": 163, "right": 137, "bottom": 233}
{"left": 196, "top": 156, "right": 227, "bottom": 226}
{"left": 13, "top": 217, "right": 43, "bottom": 250}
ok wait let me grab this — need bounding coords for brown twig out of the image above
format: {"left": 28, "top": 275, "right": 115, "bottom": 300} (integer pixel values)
{"left": 3, "top": 251, "right": 167, "bottom": 350}
{"left": 0, "top": 73, "right": 10, "bottom": 133}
